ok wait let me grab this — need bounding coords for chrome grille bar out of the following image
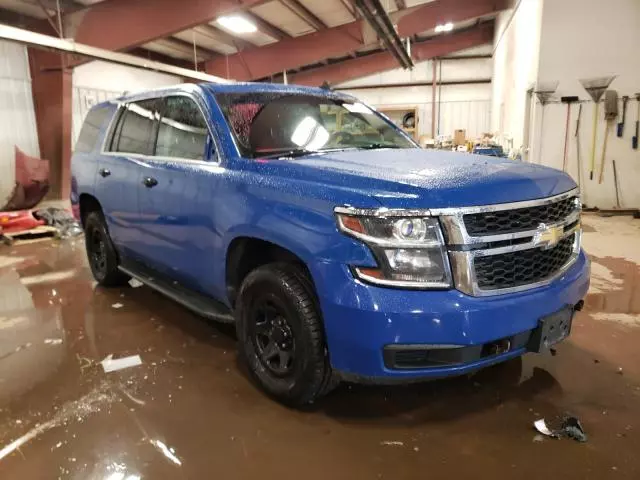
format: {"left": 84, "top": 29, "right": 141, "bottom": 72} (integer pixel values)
{"left": 439, "top": 188, "right": 582, "bottom": 296}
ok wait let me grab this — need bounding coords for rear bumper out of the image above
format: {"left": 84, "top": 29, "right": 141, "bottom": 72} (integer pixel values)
{"left": 312, "top": 250, "right": 590, "bottom": 382}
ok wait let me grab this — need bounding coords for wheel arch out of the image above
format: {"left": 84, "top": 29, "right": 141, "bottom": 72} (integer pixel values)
{"left": 78, "top": 193, "right": 103, "bottom": 227}
{"left": 225, "top": 235, "right": 316, "bottom": 307}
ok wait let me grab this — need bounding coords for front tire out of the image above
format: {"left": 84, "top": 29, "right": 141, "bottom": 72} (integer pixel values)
{"left": 236, "top": 264, "right": 335, "bottom": 406}
{"left": 84, "top": 211, "right": 128, "bottom": 287}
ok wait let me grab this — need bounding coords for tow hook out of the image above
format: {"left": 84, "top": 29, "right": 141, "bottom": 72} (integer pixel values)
{"left": 486, "top": 339, "right": 511, "bottom": 356}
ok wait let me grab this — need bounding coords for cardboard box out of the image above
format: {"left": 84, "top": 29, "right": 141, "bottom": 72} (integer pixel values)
{"left": 453, "top": 129, "right": 466, "bottom": 146}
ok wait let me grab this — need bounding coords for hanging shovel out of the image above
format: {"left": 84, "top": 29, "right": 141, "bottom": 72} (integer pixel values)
{"left": 633, "top": 94, "right": 640, "bottom": 150}
{"left": 617, "top": 96, "right": 629, "bottom": 137}
{"left": 598, "top": 90, "right": 619, "bottom": 184}
{"left": 598, "top": 119, "right": 613, "bottom": 184}
{"left": 575, "top": 103, "right": 583, "bottom": 190}
{"left": 561, "top": 96, "right": 579, "bottom": 172}
{"left": 579, "top": 77, "right": 616, "bottom": 180}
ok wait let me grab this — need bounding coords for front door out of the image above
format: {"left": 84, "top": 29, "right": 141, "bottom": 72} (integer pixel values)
{"left": 96, "top": 98, "right": 162, "bottom": 259}
{"left": 135, "top": 95, "right": 222, "bottom": 295}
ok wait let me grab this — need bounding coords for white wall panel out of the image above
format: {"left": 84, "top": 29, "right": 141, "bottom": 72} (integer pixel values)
{"left": 337, "top": 54, "right": 492, "bottom": 88}
{"left": 531, "top": 0, "right": 640, "bottom": 208}
{"left": 342, "top": 83, "right": 492, "bottom": 139}
{"left": 0, "top": 40, "right": 40, "bottom": 207}
{"left": 491, "top": 0, "right": 544, "bottom": 154}
{"left": 337, "top": 53, "right": 493, "bottom": 140}
{"left": 72, "top": 61, "right": 180, "bottom": 145}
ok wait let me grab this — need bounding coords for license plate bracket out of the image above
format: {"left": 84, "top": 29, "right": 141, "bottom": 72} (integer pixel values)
{"left": 528, "top": 306, "right": 574, "bottom": 353}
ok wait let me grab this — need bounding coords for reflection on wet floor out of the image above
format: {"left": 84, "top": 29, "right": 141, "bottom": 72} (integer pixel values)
{"left": 0, "top": 214, "right": 639, "bottom": 479}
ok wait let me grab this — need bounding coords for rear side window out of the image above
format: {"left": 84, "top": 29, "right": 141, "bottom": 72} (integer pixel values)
{"left": 111, "top": 98, "right": 162, "bottom": 155}
{"left": 75, "top": 106, "right": 111, "bottom": 153}
{"left": 156, "top": 96, "right": 210, "bottom": 160}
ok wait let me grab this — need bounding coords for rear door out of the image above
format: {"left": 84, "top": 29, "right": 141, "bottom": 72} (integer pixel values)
{"left": 135, "top": 94, "right": 222, "bottom": 294}
{"left": 97, "top": 98, "right": 162, "bottom": 259}
{"left": 72, "top": 104, "right": 115, "bottom": 212}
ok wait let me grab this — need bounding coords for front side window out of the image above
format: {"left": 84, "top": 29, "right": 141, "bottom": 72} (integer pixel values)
{"left": 215, "top": 92, "right": 416, "bottom": 158}
{"left": 156, "top": 96, "right": 210, "bottom": 160}
{"left": 111, "top": 98, "right": 162, "bottom": 155}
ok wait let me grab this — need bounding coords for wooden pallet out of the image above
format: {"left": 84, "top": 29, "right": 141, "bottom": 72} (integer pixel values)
{"left": 1, "top": 226, "right": 59, "bottom": 245}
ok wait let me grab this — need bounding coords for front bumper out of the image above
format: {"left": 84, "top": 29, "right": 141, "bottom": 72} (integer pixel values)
{"left": 312, "top": 250, "right": 590, "bottom": 382}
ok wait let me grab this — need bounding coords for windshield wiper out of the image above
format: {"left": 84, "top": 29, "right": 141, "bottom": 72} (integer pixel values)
{"left": 356, "top": 143, "right": 404, "bottom": 150}
{"left": 256, "top": 148, "right": 315, "bottom": 159}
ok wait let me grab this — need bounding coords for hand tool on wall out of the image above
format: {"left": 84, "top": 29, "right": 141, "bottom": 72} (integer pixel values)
{"left": 580, "top": 76, "right": 616, "bottom": 179}
{"left": 633, "top": 93, "right": 640, "bottom": 150}
{"left": 534, "top": 81, "right": 558, "bottom": 164}
{"left": 612, "top": 159, "right": 621, "bottom": 208}
{"left": 617, "top": 95, "right": 629, "bottom": 137}
{"left": 575, "top": 103, "right": 583, "bottom": 190}
{"left": 598, "top": 90, "right": 619, "bottom": 184}
{"left": 561, "top": 96, "right": 579, "bottom": 172}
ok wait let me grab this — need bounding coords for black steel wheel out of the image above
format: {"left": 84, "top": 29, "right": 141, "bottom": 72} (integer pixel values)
{"left": 236, "top": 263, "right": 336, "bottom": 406}
{"left": 88, "top": 223, "right": 108, "bottom": 276}
{"left": 251, "top": 298, "right": 296, "bottom": 377}
{"left": 84, "top": 211, "right": 129, "bottom": 287}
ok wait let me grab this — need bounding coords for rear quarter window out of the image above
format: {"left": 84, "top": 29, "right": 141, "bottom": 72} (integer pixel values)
{"left": 75, "top": 106, "right": 112, "bottom": 153}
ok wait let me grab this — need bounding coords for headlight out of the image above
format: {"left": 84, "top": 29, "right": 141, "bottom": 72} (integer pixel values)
{"left": 335, "top": 211, "right": 452, "bottom": 288}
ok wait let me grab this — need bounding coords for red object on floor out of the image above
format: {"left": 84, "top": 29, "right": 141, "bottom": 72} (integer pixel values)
{"left": 0, "top": 147, "right": 50, "bottom": 212}
{"left": 0, "top": 210, "right": 45, "bottom": 234}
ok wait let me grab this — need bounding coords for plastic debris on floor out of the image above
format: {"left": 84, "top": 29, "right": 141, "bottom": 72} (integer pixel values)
{"left": 150, "top": 439, "right": 182, "bottom": 466}
{"left": 534, "top": 416, "right": 588, "bottom": 442}
{"left": 101, "top": 354, "right": 142, "bottom": 373}
{"left": 33, "top": 207, "right": 83, "bottom": 238}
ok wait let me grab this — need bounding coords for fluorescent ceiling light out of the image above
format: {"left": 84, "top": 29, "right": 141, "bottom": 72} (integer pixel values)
{"left": 435, "top": 22, "right": 454, "bottom": 33}
{"left": 217, "top": 15, "right": 257, "bottom": 34}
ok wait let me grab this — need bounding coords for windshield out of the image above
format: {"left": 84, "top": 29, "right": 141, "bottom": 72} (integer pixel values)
{"left": 215, "top": 92, "right": 417, "bottom": 158}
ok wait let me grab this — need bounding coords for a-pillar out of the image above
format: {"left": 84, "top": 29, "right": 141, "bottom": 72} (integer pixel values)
{"left": 28, "top": 49, "right": 72, "bottom": 200}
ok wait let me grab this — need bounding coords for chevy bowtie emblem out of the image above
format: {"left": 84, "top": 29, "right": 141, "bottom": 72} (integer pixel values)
{"left": 533, "top": 223, "right": 564, "bottom": 250}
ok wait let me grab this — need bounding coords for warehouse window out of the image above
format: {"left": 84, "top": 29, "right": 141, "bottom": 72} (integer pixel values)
{"left": 75, "top": 106, "right": 111, "bottom": 153}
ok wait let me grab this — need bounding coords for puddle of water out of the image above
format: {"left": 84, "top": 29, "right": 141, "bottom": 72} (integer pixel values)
{"left": 590, "top": 312, "right": 640, "bottom": 327}
{"left": 0, "top": 382, "right": 115, "bottom": 461}
{"left": 585, "top": 255, "right": 640, "bottom": 315}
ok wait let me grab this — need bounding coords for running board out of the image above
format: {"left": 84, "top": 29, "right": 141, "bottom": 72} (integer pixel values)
{"left": 118, "top": 261, "right": 234, "bottom": 323}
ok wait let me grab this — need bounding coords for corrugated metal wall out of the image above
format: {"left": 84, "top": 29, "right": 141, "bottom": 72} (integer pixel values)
{"left": 0, "top": 41, "right": 40, "bottom": 206}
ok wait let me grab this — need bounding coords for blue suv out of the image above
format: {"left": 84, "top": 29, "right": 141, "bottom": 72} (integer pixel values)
{"left": 72, "top": 83, "right": 590, "bottom": 405}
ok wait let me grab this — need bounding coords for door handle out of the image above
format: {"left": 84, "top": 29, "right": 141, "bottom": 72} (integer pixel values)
{"left": 99, "top": 168, "right": 111, "bottom": 178}
{"left": 143, "top": 177, "right": 158, "bottom": 188}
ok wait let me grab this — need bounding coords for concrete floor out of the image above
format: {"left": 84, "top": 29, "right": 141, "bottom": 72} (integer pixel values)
{"left": 0, "top": 214, "right": 639, "bottom": 479}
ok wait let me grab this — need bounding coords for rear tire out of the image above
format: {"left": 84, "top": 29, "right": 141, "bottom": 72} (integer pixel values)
{"left": 84, "top": 210, "right": 129, "bottom": 287}
{"left": 236, "top": 263, "right": 335, "bottom": 406}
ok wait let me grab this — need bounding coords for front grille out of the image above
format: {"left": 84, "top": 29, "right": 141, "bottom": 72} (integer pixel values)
{"left": 464, "top": 196, "right": 578, "bottom": 235}
{"left": 474, "top": 234, "right": 575, "bottom": 290}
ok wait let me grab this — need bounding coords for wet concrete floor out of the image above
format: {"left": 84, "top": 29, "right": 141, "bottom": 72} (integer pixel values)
{"left": 1, "top": 213, "right": 639, "bottom": 479}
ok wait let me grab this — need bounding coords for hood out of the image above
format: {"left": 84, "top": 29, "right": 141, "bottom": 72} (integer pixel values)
{"left": 273, "top": 149, "right": 576, "bottom": 209}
